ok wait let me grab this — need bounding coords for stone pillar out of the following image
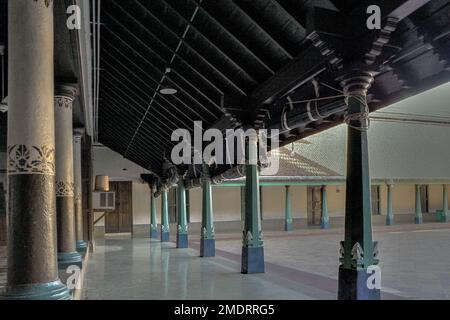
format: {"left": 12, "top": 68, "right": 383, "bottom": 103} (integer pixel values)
{"left": 160, "top": 188, "right": 170, "bottom": 242}
{"left": 338, "top": 71, "right": 380, "bottom": 300}
{"left": 176, "top": 178, "right": 188, "bottom": 248}
{"left": 415, "top": 185, "right": 423, "bottom": 224}
{"left": 242, "top": 132, "right": 264, "bottom": 274}
{"left": 150, "top": 187, "right": 159, "bottom": 239}
{"left": 443, "top": 184, "right": 449, "bottom": 222}
{"left": 55, "top": 84, "right": 82, "bottom": 269}
{"left": 284, "top": 186, "right": 293, "bottom": 231}
{"left": 386, "top": 183, "right": 394, "bottom": 225}
{"left": 321, "top": 186, "right": 330, "bottom": 229}
{"left": 3, "top": 0, "right": 70, "bottom": 300}
{"left": 73, "top": 131, "right": 87, "bottom": 253}
{"left": 200, "top": 164, "right": 215, "bottom": 257}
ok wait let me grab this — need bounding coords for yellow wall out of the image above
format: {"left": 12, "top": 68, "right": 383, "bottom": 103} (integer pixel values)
{"left": 131, "top": 183, "right": 449, "bottom": 226}
{"left": 325, "top": 185, "right": 346, "bottom": 217}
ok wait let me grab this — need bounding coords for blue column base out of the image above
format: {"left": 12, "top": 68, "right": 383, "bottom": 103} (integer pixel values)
{"left": 443, "top": 214, "right": 450, "bottom": 223}
{"left": 386, "top": 215, "right": 394, "bottom": 226}
{"left": 321, "top": 220, "right": 330, "bottom": 229}
{"left": 1, "top": 280, "right": 71, "bottom": 300}
{"left": 176, "top": 233, "right": 188, "bottom": 248}
{"left": 200, "top": 239, "right": 215, "bottom": 257}
{"left": 415, "top": 216, "right": 423, "bottom": 224}
{"left": 241, "top": 246, "right": 265, "bottom": 274}
{"left": 58, "top": 251, "right": 83, "bottom": 270}
{"left": 338, "top": 267, "right": 380, "bottom": 300}
{"left": 76, "top": 240, "right": 88, "bottom": 253}
{"left": 161, "top": 231, "right": 170, "bottom": 242}
{"left": 284, "top": 222, "right": 293, "bottom": 231}
{"left": 150, "top": 230, "right": 159, "bottom": 239}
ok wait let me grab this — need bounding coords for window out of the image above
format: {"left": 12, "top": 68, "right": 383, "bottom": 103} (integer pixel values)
{"left": 94, "top": 191, "right": 115, "bottom": 210}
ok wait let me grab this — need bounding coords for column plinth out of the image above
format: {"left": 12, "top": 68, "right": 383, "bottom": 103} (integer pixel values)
{"left": 160, "top": 189, "right": 170, "bottom": 242}
{"left": 150, "top": 187, "right": 159, "bottom": 239}
{"left": 321, "top": 186, "right": 330, "bottom": 229}
{"left": 74, "top": 133, "right": 87, "bottom": 253}
{"left": 176, "top": 178, "right": 188, "bottom": 248}
{"left": 3, "top": 0, "right": 70, "bottom": 300}
{"left": 415, "top": 185, "right": 423, "bottom": 224}
{"left": 200, "top": 164, "right": 215, "bottom": 257}
{"left": 386, "top": 184, "right": 394, "bottom": 225}
{"left": 284, "top": 186, "right": 293, "bottom": 231}
{"left": 241, "top": 132, "right": 264, "bottom": 274}
{"left": 338, "top": 71, "right": 380, "bottom": 300}
{"left": 55, "top": 84, "right": 82, "bottom": 270}
{"left": 443, "top": 185, "right": 449, "bottom": 222}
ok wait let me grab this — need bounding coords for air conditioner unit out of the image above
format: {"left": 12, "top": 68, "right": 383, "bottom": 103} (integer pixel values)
{"left": 93, "top": 191, "right": 115, "bottom": 210}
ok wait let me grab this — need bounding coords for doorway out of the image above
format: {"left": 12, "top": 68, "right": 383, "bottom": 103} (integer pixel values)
{"left": 419, "top": 185, "right": 429, "bottom": 213}
{"left": 105, "top": 181, "right": 133, "bottom": 234}
{"left": 371, "top": 185, "right": 381, "bottom": 215}
{"left": 307, "top": 186, "right": 322, "bottom": 226}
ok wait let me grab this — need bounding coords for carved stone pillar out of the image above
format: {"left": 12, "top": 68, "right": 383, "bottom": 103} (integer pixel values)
{"left": 73, "top": 131, "right": 87, "bottom": 252}
{"left": 241, "top": 132, "right": 264, "bottom": 274}
{"left": 338, "top": 71, "right": 380, "bottom": 300}
{"left": 3, "top": 0, "right": 70, "bottom": 300}
{"left": 55, "top": 84, "right": 82, "bottom": 269}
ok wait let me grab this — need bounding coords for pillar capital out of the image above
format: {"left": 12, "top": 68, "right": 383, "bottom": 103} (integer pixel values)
{"left": 73, "top": 127, "right": 85, "bottom": 140}
{"left": 55, "top": 82, "right": 78, "bottom": 100}
{"left": 340, "top": 70, "right": 375, "bottom": 96}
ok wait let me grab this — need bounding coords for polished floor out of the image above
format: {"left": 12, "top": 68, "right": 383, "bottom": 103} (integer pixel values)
{"left": 82, "top": 222, "right": 450, "bottom": 300}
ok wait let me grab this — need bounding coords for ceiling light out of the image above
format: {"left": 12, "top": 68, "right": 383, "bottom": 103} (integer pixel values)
{"left": 159, "top": 67, "right": 177, "bottom": 95}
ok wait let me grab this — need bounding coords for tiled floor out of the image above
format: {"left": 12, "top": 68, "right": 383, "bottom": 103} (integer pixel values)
{"left": 82, "top": 223, "right": 450, "bottom": 300}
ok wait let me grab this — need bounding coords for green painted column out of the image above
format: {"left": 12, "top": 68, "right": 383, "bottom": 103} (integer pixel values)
{"left": 321, "top": 186, "right": 329, "bottom": 229}
{"left": 241, "top": 132, "right": 264, "bottom": 274}
{"left": 201, "top": 164, "right": 215, "bottom": 257}
{"left": 160, "top": 189, "right": 170, "bottom": 242}
{"left": 386, "top": 184, "right": 394, "bottom": 225}
{"left": 415, "top": 185, "right": 423, "bottom": 224}
{"left": 284, "top": 186, "right": 293, "bottom": 231}
{"left": 150, "top": 187, "right": 158, "bottom": 239}
{"left": 338, "top": 72, "right": 379, "bottom": 300}
{"left": 176, "top": 178, "right": 188, "bottom": 248}
{"left": 443, "top": 184, "right": 449, "bottom": 222}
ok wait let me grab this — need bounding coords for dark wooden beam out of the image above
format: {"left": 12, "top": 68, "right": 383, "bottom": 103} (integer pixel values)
{"left": 249, "top": 45, "right": 331, "bottom": 106}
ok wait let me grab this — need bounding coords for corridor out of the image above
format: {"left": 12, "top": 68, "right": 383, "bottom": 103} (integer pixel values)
{"left": 83, "top": 223, "right": 450, "bottom": 300}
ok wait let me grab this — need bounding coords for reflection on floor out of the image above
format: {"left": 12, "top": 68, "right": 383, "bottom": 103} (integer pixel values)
{"left": 82, "top": 223, "right": 450, "bottom": 300}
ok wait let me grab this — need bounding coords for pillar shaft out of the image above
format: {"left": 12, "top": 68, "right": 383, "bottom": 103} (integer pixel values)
{"left": 55, "top": 84, "right": 82, "bottom": 269}
{"left": 338, "top": 71, "right": 379, "bottom": 300}
{"left": 241, "top": 133, "right": 264, "bottom": 274}
{"left": 443, "top": 185, "right": 449, "bottom": 222}
{"left": 201, "top": 164, "right": 215, "bottom": 257}
{"left": 150, "top": 188, "right": 158, "bottom": 239}
{"left": 73, "top": 133, "right": 87, "bottom": 252}
{"left": 284, "top": 186, "right": 293, "bottom": 231}
{"left": 160, "top": 189, "right": 170, "bottom": 242}
{"left": 4, "top": 0, "right": 70, "bottom": 300}
{"left": 415, "top": 185, "right": 423, "bottom": 224}
{"left": 321, "top": 186, "right": 329, "bottom": 229}
{"left": 386, "top": 184, "right": 394, "bottom": 225}
{"left": 176, "top": 178, "right": 188, "bottom": 248}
